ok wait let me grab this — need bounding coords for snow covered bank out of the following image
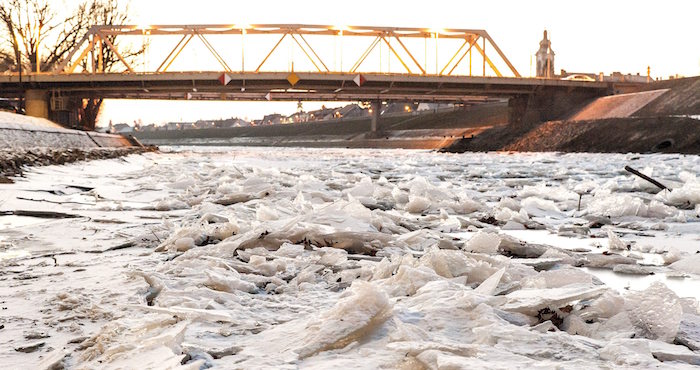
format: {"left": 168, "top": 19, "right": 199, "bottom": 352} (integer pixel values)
{"left": 0, "top": 111, "right": 135, "bottom": 150}
{"left": 0, "top": 112, "right": 150, "bottom": 177}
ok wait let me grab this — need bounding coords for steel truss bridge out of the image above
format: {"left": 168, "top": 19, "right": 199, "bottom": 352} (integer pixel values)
{"left": 0, "top": 24, "right": 612, "bottom": 127}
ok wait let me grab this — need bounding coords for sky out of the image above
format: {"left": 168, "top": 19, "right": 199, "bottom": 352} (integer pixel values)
{"left": 95, "top": 0, "right": 700, "bottom": 127}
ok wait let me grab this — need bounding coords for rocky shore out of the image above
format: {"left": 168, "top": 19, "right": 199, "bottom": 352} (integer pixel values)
{"left": 0, "top": 146, "right": 157, "bottom": 180}
{"left": 441, "top": 116, "right": 700, "bottom": 153}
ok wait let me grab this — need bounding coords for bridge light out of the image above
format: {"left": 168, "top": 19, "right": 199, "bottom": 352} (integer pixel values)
{"left": 427, "top": 28, "right": 444, "bottom": 36}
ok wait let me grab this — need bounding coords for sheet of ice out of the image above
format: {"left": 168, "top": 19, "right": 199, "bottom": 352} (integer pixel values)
{"left": 2, "top": 148, "right": 700, "bottom": 369}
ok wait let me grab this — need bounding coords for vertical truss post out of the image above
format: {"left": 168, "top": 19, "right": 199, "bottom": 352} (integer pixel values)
{"left": 482, "top": 37, "right": 486, "bottom": 76}
{"left": 90, "top": 34, "right": 96, "bottom": 74}
{"left": 241, "top": 28, "right": 246, "bottom": 72}
{"left": 97, "top": 35, "right": 103, "bottom": 72}
{"left": 473, "top": 41, "right": 502, "bottom": 77}
{"left": 469, "top": 45, "right": 472, "bottom": 76}
{"left": 435, "top": 32, "right": 439, "bottom": 75}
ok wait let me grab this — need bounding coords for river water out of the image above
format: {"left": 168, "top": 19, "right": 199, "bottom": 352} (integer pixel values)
{"left": 1, "top": 147, "right": 700, "bottom": 368}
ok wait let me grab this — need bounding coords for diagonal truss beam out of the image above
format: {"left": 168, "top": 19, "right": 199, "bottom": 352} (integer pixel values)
{"left": 98, "top": 31, "right": 134, "bottom": 73}
{"left": 196, "top": 33, "right": 232, "bottom": 72}
{"left": 296, "top": 33, "right": 330, "bottom": 72}
{"left": 473, "top": 41, "right": 501, "bottom": 77}
{"left": 64, "top": 35, "right": 96, "bottom": 73}
{"left": 482, "top": 33, "right": 521, "bottom": 78}
{"left": 156, "top": 34, "right": 194, "bottom": 72}
{"left": 440, "top": 37, "right": 471, "bottom": 76}
{"left": 290, "top": 33, "right": 325, "bottom": 72}
{"left": 380, "top": 36, "right": 412, "bottom": 74}
{"left": 55, "top": 31, "right": 92, "bottom": 72}
{"left": 349, "top": 36, "right": 380, "bottom": 73}
{"left": 256, "top": 33, "right": 288, "bottom": 72}
{"left": 391, "top": 34, "right": 426, "bottom": 75}
{"left": 447, "top": 38, "right": 478, "bottom": 76}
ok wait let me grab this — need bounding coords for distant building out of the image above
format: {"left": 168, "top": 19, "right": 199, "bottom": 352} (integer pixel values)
{"left": 214, "top": 118, "right": 250, "bottom": 128}
{"left": 536, "top": 30, "right": 555, "bottom": 78}
{"left": 165, "top": 122, "right": 180, "bottom": 131}
{"left": 260, "top": 113, "right": 283, "bottom": 125}
{"left": 112, "top": 123, "right": 133, "bottom": 133}
{"left": 140, "top": 124, "right": 156, "bottom": 132}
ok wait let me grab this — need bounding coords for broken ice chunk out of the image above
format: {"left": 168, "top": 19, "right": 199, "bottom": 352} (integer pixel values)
{"left": 173, "top": 237, "right": 195, "bottom": 252}
{"left": 295, "top": 281, "right": 391, "bottom": 358}
{"left": 204, "top": 269, "right": 257, "bottom": 294}
{"left": 676, "top": 313, "right": 700, "bottom": 351}
{"left": 669, "top": 254, "right": 700, "bottom": 274}
{"left": 500, "top": 284, "right": 606, "bottom": 316}
{"left": 464, "top": 231, "right": 501, "bottom": 254}
{"left": 624, "top": 281, "right": 683, "bottom": 342}
{"left": 405, "top": 195, "right": 431, "bottom": 214}
{"left": 606, "top": 229, "right": 628, "bottom": 251}
{"left": 521, "top": 197, "right": 566, "bottom": 219}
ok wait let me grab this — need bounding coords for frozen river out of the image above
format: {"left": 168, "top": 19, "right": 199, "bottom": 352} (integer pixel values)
{"left": 2, "top": 147, "right": 700, "bottom": 368}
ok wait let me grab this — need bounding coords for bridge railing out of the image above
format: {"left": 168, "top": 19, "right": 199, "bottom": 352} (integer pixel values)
{"left": 54, "top": 24, "right": 521, "bottom": 78}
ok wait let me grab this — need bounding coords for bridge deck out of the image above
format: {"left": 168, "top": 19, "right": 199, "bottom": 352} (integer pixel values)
{"left": 0, "top": 72, "right": 610, "bottom": 102}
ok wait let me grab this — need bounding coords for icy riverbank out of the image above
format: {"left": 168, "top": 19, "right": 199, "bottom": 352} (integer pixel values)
{"left": 1, "top": 147, "right": 700, "bottom": 369}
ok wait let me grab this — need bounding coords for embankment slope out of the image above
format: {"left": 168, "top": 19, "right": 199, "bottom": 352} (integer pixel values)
{"left": 443, "top": 76, "right": 700, "bottom": 153}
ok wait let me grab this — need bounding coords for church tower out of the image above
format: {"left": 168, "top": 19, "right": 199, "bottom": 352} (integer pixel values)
{"left": 536, "top": 30, "right": 555, "bottom": 78}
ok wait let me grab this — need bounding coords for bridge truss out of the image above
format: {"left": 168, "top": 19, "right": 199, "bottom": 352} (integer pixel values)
{"left": 56, "top": 24, "right": 521, "bottom": 78}
{"left": 0, "top": 24, "right": 612, "bottom": 126}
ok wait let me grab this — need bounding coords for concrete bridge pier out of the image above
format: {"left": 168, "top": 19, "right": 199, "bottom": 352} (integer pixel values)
{"left": 25, "top": 90, "right": 50, "bottom": 119}
{"left": 370, "top": 100, "right": 382, "bottom": 133}
{"left": 22, "top": 90, "right": 82, "bottom": 128}
{"left": 508, "top": 88, "right": 608, "bottom": 125}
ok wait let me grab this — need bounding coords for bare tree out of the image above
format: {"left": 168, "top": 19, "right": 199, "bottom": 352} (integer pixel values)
{"left": 0, "top": 0, "right": 89, "bottom": 72}
{"left": 0, "top": 0, "right": 142, "bottom": 130}
{"left": 0, "top": 49, "right": 15, "bottom": 71}
{"left": 78, "top": 0, "right": 144, "bottom": 129}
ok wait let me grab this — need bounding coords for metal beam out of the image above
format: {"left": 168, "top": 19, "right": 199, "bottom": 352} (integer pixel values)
{"left": 98, "top": 31, "right": 135, "bottom": 73}
{"left": 290, "top": 33, "right": 324, "bottom": 72}
{"left": 473, "top": 42, "right": 502, "bottom": 78}
{"left": 156, "top": 34, "right": 192, "bottom": 72}
{"left": 482, "top": 33, "right": 521, "bottom": 78}
{"left": 448, "top": 37, "right": 478, "bottom": 76}
{"left": 380, "top": 36, "right": 412, "bottom": 74}
{"left": 65, "top": 36, "right": 96, "bottom": 73}
{"left": 51, "top": 24, "right": 522, "bottom": 79}
{"left": 196, "top": 33, "right": 232, "bottom": 72}
{"left": 255, "top": 33, "right": 288, "bottom": 72}
{"left": 392, "top": 34, "right": 426, "bottom": 75}
{"left": 349, "top": 36, "right": 381, "bottom": 73}
{"left": 296, "top": 33, "right": 330, "bottom": 72}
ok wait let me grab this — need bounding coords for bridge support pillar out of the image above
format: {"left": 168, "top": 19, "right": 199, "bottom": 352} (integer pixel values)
{"left": 25, "top": 90, "right": 50, "bottom": 119}
{"left": 508, "top": 88, "right": 608, "bottom": 125}
{"left": 370, "top": 100, "right": 381, "bottom": 133}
